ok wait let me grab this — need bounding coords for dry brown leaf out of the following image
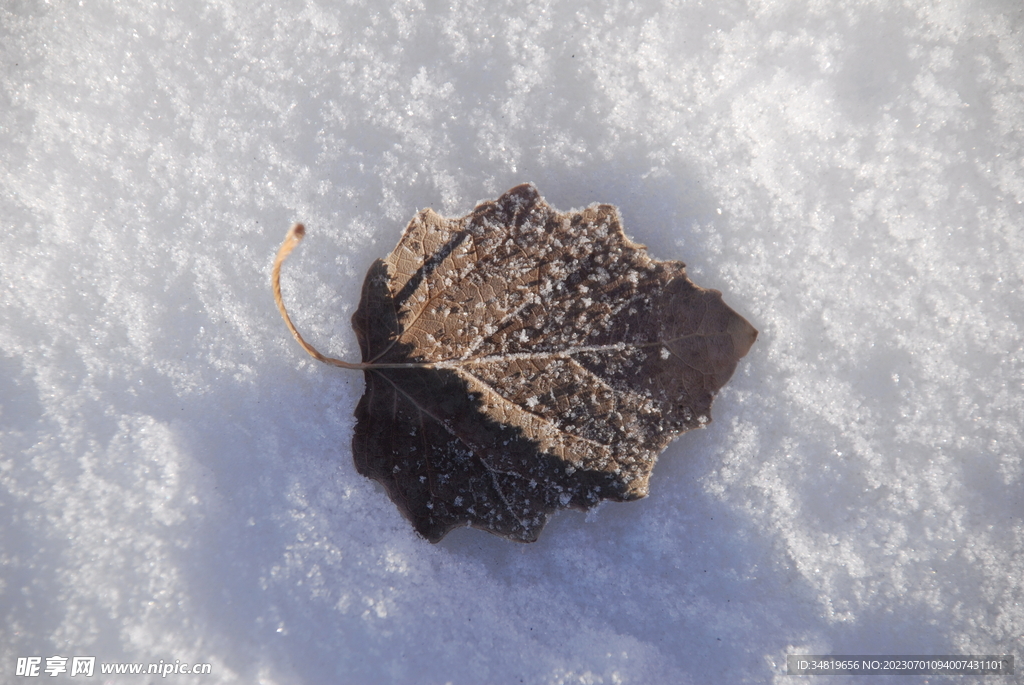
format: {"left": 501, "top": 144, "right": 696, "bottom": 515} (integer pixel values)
{"left": 275, "top": 183, "right": 756, "bottom": 542}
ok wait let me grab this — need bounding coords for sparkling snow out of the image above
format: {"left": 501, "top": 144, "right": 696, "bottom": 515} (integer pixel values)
{"left": 2, "top": 1, "right": 1022, "bottom": 683}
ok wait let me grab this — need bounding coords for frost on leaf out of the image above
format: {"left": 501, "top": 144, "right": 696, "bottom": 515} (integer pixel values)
{"left": 348, "top": 183, "right": 757, "bottom": 542}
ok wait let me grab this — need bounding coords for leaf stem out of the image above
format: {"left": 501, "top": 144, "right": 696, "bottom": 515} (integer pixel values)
{"left": 272, "top": 224, "right": 371, "bottom": 370}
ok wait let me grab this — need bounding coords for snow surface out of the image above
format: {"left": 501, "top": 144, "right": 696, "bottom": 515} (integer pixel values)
{"left": 2, "top": 0, "right": 1023, "bottom": 683}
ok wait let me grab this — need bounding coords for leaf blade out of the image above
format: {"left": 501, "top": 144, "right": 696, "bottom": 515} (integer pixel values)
{"left": 351, "top": 183, "right": 757, "bottom": 542}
